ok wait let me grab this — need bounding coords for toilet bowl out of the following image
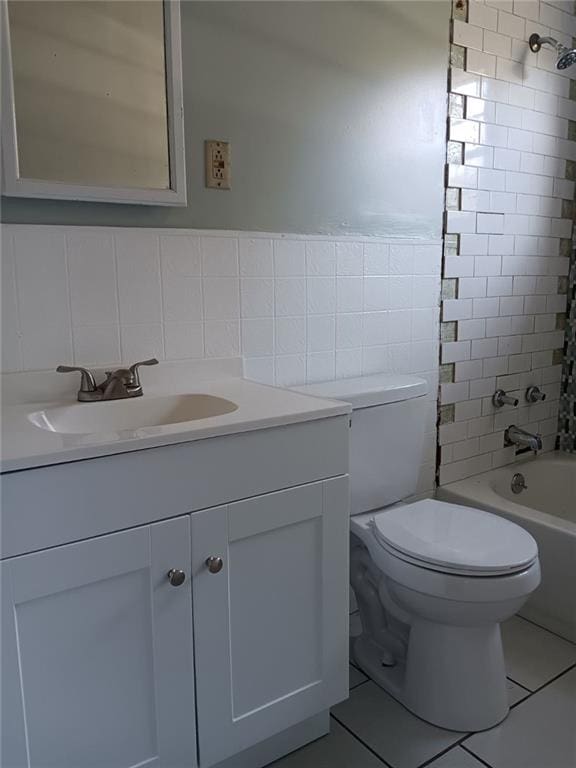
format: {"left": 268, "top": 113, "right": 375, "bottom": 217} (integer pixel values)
{"left": 295, "top": 374, "right": 540, "bottom": 732}
{"left": 350, "top": 500, "right": 540, "bottom": 731}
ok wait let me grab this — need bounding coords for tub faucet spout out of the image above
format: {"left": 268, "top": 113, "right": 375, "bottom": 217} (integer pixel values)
{"left": 505, "top": 425, "right": 542, "bottom": 453}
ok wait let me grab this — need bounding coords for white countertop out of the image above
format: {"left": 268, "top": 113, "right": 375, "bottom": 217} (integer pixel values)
{"left": 1, "top": 362, "right": 350, "bottom": 473}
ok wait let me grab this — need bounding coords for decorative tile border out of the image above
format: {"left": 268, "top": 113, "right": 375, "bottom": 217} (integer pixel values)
{"left": 559, "top": 248, "right": 576, "bottom": 452}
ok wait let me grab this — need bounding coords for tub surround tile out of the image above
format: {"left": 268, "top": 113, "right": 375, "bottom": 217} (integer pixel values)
{"left": 441, "top": 0, "right": 576, "bottom": 479}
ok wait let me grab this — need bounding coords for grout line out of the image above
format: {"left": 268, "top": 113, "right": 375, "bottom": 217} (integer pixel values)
{"left": 61, "top": 232, "right": 75, "bottom": 364}
{"left": 515, "top": 614, "right": 576, "bottom": 648}
{"left": 518, "top": 661, "right": 576, "bottom": 701}
{"left": 504, "top": 662, "right": 576, "bottom": 709}
{"left": 460, "top": 743, "right": 494, "bottom": 768}
{"left": 349, "top": 676, "right": 370, "bottom": 691}
{"left": 458, "top": 663, "right": 576, "bottom": 760}
{"left": 111, "top": 233, "right": 124, "bottom": 361}
{"left": 157, "top": 234, "right": 168, "bottom": 361}
{"left": 415, "top": 733, "right": 472, "bottom": 768}
{"left": 330, "top": 713, "right": 395, "bottom": 768}
{"left": 9, "top": 230, "right": 24, "bottom": 371}
{"left": 338, "top": 661, "right": 576, "bottom": 768}
{"left": 199, "top": 236, "right": 207, "bottom": 360}
{"left": 507, "top": 676, "right": 531, "bottom": 693}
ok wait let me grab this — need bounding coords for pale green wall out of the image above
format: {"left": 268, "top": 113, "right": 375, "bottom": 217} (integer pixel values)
{"left": 1, "top": 1, "right": 450, "bottom": 238}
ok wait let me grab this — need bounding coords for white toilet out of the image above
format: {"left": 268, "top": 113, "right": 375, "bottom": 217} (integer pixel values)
{"left": 297, "top": 374, "right": 540, "bottom": 733}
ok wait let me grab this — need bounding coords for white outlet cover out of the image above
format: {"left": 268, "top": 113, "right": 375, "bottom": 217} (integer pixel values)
{"left": 205, "top": 140, "right": 230, "bottom": 190}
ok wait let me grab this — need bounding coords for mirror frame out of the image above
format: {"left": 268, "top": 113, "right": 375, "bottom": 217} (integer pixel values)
{"left": 0, "top": 0, "right": 186, "bottom": 206}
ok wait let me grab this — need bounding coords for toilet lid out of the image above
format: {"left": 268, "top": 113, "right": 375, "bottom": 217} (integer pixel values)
{"left": 370, "top": 499, "right": 538, "bottom": 574}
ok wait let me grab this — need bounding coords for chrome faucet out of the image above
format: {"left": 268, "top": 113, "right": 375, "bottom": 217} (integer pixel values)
{"left": 525, "top": 386, "right": 546, "bottom": 404}
{"left": 56, "top": 359, "right": 158, "bottom": 402}
{"left": 504, "top": 425, "right": 543, "bottom": 453}
{"left": 493, "top": 389, "right": 519, "bottom": 408}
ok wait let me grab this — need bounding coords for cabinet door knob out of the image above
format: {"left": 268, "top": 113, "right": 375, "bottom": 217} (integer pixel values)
{"left": 205, "top": 556, "right": 224, "bottom": 574}
{"left": 167, "top": 568, "right": 186, "bottom": 586}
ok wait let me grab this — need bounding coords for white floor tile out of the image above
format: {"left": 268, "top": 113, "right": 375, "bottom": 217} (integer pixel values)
{"left": 332, "top": 682, "right": 464, "bottom": 768}
{"left": 426, "top": 745, "right": 486, "bottom": 767}
{"left": 464, "top": 667, "right": 576, "bottom": 768}
{"left": 349, "top": 665, "right": 368, "bottom": 690}
{"left": 506, "top": 679, "right": 530, "bottom": 707}
{"left": 502, "top": 617, "right": 576, "bottom": 691}
{"left": 269, "top": 718, "right": 385, "bottom": 768}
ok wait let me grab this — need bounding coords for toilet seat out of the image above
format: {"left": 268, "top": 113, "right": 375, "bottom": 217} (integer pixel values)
{"left": 351, "top": 507, "right": 541, "bottom": 604}
{"left": 370, "top": 535, "right": 534, "bottom": 578}
{"left": 368, "top": 498, "right": 538, "bottom": 577}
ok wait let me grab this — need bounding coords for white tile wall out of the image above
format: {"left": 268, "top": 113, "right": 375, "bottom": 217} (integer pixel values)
{"left": 441, "top": 0, "right": 574, "bottom": 484}
{"left": 1, "top": 224, "right": 442, "bottom": 492}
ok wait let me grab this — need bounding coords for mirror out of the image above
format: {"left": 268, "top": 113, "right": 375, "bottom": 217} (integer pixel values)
{"left": 1, "top": 0, "right": 186, "bottom": 205}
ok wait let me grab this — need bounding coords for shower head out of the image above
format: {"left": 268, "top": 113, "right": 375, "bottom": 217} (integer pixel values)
{"left": 557, "top": 47, "right": 576, "bottom": 70}
{"left": 529, "top": 33, "right": 576, "bottom": 70}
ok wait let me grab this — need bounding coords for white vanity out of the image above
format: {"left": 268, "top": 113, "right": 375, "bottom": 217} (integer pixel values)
{"left": 1, "top": 361, "right": 351, "bottom": 768}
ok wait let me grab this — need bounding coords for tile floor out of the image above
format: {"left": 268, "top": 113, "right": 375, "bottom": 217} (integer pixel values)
{"left": 270, "top": 615, "right": 576, "bottom": 768}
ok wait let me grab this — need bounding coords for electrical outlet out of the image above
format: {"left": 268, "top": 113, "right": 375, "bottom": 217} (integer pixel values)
{"left": 205, "top": 140, "right": 231, "bottom": 189}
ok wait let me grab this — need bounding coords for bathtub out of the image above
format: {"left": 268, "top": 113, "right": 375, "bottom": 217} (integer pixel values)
{"left": 437, "top": 452, "right": 576, "bottom": 644}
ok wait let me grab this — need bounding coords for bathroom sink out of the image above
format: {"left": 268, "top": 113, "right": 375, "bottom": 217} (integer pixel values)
{"left": 28, "top": 394, "right": 239, "bottom": 434}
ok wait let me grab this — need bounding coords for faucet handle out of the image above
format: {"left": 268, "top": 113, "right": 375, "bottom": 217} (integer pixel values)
{"left": 56, "top": 365, "right": 97, "bottom": 392}
{"left": 526, "top": 386, "right": 546, "bottom": 403}
{"left": 492, "top": 389, "right": 519, "bottom": 408}
{"left": 128, "top": 358, "right": 159, "bottom": 385}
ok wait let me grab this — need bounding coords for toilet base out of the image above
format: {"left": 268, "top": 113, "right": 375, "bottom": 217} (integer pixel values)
{"left": 353, "top": 617, "right": 510, "bottom": 732}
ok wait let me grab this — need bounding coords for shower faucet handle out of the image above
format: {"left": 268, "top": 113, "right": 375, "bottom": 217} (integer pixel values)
{"left": 492, "top": 389, "right": 519, "bottom": 408}
{"left": 526, "top": 386, "right": 546, "bottom": 404}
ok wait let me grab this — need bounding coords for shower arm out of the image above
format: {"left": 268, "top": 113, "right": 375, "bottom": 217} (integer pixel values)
{"left": 529, "top": 33, "right": 562, "bottom": 54}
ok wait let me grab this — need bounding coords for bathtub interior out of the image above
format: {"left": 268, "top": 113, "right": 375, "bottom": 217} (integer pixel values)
{"left": 491, "top": 456, "right": 576, "bottom": 523}
{"left": 437, "top": 453, "right": 576, "bottom": 644}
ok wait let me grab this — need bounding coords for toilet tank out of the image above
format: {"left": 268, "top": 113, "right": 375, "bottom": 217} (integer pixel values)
{"left": 296, "top": 374, "right": 428, "bottom": 515}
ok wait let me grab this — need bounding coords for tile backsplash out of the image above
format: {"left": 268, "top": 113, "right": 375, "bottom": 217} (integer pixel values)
{"left": 1, "top": 224, "right": 441, "bottom": 491}
{"left": 439, "top": 0, "right": 575, "bottom": 484}
{"left": 1, "top": 225, "right": 441, "bottom": 383}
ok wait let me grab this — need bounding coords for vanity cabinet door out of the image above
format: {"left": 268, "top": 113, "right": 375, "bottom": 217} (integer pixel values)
{"left": 1, "top": 517, "right": 197, "bottom": 768}
{"left": 191, "top": 477, "right": 349, "bottom": 767}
